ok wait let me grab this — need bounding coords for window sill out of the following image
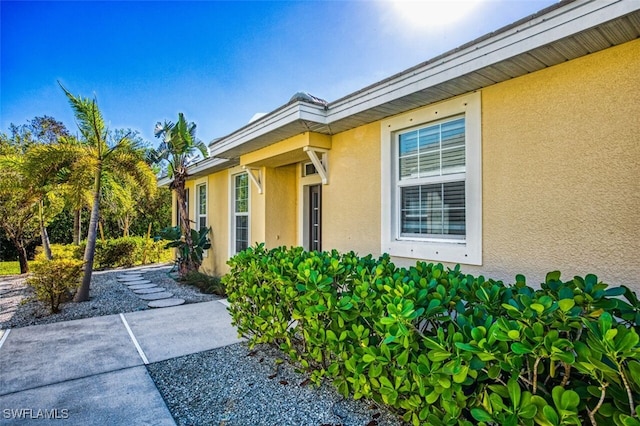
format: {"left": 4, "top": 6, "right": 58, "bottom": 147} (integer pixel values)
{"left": 385, "top": 239, "right": 481, "bottom": 266}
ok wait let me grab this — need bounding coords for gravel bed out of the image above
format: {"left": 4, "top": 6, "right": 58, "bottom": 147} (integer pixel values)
{"left": 0, "top": 264, "right": 218, "bottom": 329}
{"left": 148, "top": 342, "right": 405, "bottom": 426}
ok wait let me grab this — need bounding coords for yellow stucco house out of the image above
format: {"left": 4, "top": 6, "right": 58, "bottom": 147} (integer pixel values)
{"left": 162, "top": 0, "right": 640, "bottom": 291}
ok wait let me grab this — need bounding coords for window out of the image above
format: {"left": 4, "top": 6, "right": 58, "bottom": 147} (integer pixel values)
{"left": 381, "top": 92, "right": 482, "bottom": 265}
{"left": 196, "top": 183, "right": 207, "bottom": 231}
{"left": 233, "top": 173, "right": 249, "bottom": 253}
{"left": 398, "top": 117, "right": 466, "bottom": 239}
{"left": 303, "top": 162, "right": 318, "bottom": 177}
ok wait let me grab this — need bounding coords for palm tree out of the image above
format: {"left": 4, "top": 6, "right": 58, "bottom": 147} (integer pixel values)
{"left": 150, "top": 113, "right": 208, "bottom": 276}
{"left": 57, "top": 84, "right": 157, "bottom": 302}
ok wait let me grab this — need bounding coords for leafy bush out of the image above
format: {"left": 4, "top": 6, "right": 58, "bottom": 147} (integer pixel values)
{"left": 156, "top": 225, "right": 211, "bottom": 273}
{"left": 224, "top": 244, "right": 640, "bottom": 426}
{"left": 76, "top": 237, "right": 173, "bottom": 269}
{"left": 27, "top": 259, "right": 83, "bottom": 313}
{"left": 34, "top": 243, "right": 83, "bottom": 261}
{"left": 180, "top": 271, "right": 226, "bottom": 296}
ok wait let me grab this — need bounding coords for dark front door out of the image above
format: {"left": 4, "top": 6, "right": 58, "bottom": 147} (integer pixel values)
{"left": 309, "top": 184, "right": 321, "bottom": 251}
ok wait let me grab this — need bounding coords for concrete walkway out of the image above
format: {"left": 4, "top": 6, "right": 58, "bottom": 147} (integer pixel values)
{"left": 0, "top": 300, "right": 242, "bottom": 425}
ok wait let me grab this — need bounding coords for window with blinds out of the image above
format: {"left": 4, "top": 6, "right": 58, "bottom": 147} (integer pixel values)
{"left": 397, "top": 116, "right": 466, "bottom": 240}
{"left": 196, "top": 184, "right": 207, "bottom": 231}
{"left": 233, "top": 173, "right": 249, "bottom": 253}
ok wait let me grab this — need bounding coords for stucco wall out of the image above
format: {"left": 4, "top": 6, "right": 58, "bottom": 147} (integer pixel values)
{"left": 323, "top": 122, "right": 382, "bottom": 256}
{"left": 204, "top": 171, "right": 230, "bottom": 275}
{"left": 264, "top": 164, "right": 297, "bottom": 248}
{"left": 464, "top": 38, "right": 640, "bottom": 289}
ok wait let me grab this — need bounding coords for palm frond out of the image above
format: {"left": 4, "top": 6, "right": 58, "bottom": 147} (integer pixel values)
{"left": 58, "top": 82, "right": 108, "bottom": 152}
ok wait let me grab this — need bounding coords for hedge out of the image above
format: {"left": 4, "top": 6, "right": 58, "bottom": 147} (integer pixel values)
{"left": 36, "top": 238, "right": 173, "bottom": 269}
{"left": 224, "top": 244, "right": 640, "bottom": 426}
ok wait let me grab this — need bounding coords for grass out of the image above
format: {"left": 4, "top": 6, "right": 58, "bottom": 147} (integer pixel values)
{"left": 0, "top": 261, "right": 22, "bottom": 275}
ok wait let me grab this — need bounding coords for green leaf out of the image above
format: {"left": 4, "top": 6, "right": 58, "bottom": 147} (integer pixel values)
{"left": 519, "top": 403, "right": 537, "bottom": 419}
{"left": 530, "top": 303, "right": 545, "bottom": 314}
{"left": 507, "top": 330, "right": 520, "bottom": 340}
{"left": 397, "top": 350, "right": 409, "bottom": 367}
{"left": 559, "top": 389, "right": 580, "bottom": 411}
{"left": 362, "top": 354, "right": 376, "bottom": 363}
{"left": 604, "top": 286, "right": 626, "bottom": 297}
{"left": 511, "top": 342, "right": 533, "bottom": 354}
{"left": 427, "top": 350, "right": 452, "bottom": 362}
{"left": 507, "top": 377, "right": 521, "bottom": 408}
{"left": 470, "top": 408, "right": 493, "bottom": 422}
{"left": 546, "top": 271, "right": 561, "bottom": 283}
{"left": 488, "top": 365, "right": 502, "bottom": 379}
{"left": 542, "top": 405, "right": 559, "bottom": 425}
{"left": 558, "top": 299, "right": 575, "bottom": 312}
{"left": 379, "top": 317, "right": 395, "bottom": 325}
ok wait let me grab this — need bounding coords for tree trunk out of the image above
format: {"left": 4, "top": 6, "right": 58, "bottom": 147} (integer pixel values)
{"left": 39, "top": 200, "right": 53, "bottom": 260}
{"left": 173, "top": 172, "right": 197, "bottom": 277}
{"left": 123, "top": 215, "right": 129, "bottom": 237}
{"left": 16, "top": 239, "right": 29, "bottom": 274}
{"left": 75, "top": 169, "right": 101, "bottom": 302}
{"left": 73, "top": 209, "right": 81, "bottom": 245}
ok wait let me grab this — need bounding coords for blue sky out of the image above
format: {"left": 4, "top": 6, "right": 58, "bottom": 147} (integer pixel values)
{"left": 1, "top": 0, "right": 557, "bottom": 146}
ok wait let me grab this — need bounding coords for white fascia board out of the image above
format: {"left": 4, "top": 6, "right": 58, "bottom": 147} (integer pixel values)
{"left": 159, "top": 157, "right": 232, "bottom": 187}
{"left": 209, "top": 101, "right": 327, "bottom": 158}
{"left": 326, "top": 0, "right": 638, "bottom": 122}
{"left": 188, "top": 156, "right": 232, "bottom": 176}
{"left": 157, "top": 176, "right": 172, "bottom": 188}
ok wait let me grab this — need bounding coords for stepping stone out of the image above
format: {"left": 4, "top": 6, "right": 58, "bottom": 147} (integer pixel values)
{"left": 127, "top": 283, "right": 157, "bottom": 290}
{"left": 137, "top": 292, "right": 173, "bottom": 301}
{"left": 148, "top": 298, "right": 185, "bottom": 308}
{"left": 123, "top": 279, "right": 152, "bottom": 285}
{"left": 123, "top": 270, "right": 142, "bottom": 275}
{"left": 117, "top": 276, "right": 144, "bottom": 282}
{"left": 133, "top": 287, "right": 166, "bottom": 294}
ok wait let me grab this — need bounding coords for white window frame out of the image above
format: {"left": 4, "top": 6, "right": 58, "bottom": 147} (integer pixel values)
{"left": 381, "top": 92, "right": 482, "bottom": 265}
{"left": 230, "top": 171, "right": 250, "bottom": 255}
{"left": 298, "top": 163, "right": 323, "bottom": 248}
{"left": 195, "top": 182, "right": 208, "bottom": 257}
{"left": 196, "top": 183, "right": 207, "bottom": 231}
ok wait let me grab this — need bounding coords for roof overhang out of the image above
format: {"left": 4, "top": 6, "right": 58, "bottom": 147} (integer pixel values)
{"left": 197, "top": 0, "right": 639, "bottom": 176}
{"left": 157, "top": 156, "right": 237, "bottom": 187}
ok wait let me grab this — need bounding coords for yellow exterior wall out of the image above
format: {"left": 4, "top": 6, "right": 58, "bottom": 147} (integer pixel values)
{"left": 205, "top": 171, "right": 230, "bottom": 275}
{"left": 264, "top": 165, "right": 298, "bottom": 248}
{"left": 468, "top": 38, "right": 640, "bottom": 289}
{"left": 322, "top": 122, "right": 382, "bottom": 256}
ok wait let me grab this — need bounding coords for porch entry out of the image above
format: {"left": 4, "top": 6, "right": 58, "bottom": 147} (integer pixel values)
{"left": 308, "top": 184, "right": 322, "bottom": 251}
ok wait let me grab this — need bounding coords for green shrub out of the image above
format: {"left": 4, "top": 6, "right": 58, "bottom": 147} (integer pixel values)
{"left": 34, "top": 243, "right": 83, "bottom": 261}
{"left": 224, "top": 244, "right": 640, "bottom": 426}
{"left": 180, "top": 271, "right": 226, "bottom": 296}
{"left": 76, "top": 237, "right": 173, "bottom": 269}
{"left": 27, "top": 259, "right": 83, "bottom": 313}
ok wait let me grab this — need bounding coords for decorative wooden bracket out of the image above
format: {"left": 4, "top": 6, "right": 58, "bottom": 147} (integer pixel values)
{"left": 303, "top": 147, "right": 328, "bottom": 184}
{"left": 242, "top": 166, "right": 263, "bottom": 194}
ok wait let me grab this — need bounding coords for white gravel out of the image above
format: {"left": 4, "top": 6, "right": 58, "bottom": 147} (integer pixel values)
{"left": 148, "top": 343, "right": 404, "bottom": 426}
{"left": 0, "top": 264, "right": 218, "bottom": 329}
